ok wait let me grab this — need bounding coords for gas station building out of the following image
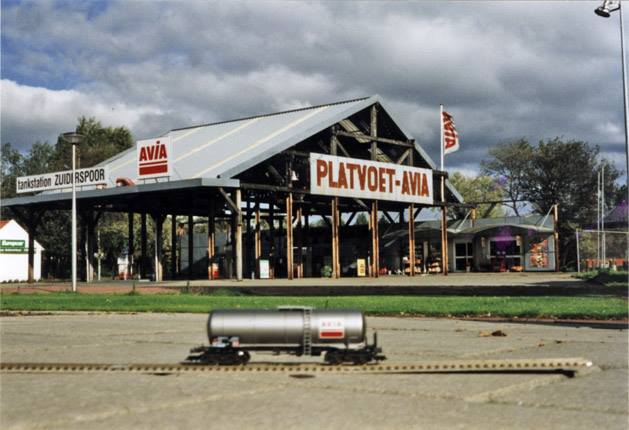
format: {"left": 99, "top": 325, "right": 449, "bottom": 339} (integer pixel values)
{"left": 3, "top": 96, "right": 557, "bottom": 282}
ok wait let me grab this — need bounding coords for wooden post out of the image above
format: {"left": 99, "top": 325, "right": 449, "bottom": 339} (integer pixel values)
{"left": 296, "top": 206, "right": 303, "bottom": 278}
{"left": 27, "top": 221, "right": 35, "bottom": 283}
{"left": 140, "top": 212, "right": 148, "bottom": 279}
{"left": 171, "top": 215, "right": 177, "bottom": 279}
{"left": 408, "top": 204, "right": 415, "bottom": 276}
{"left": 153, "top": 214, "right": 163, "bottom": 282}
{"left": 235, "top": 189, "right": 243, "bottom": 281}
{"left": 254, "top": 195, "right": 261, "bottom": 278}
{"left": 245, "top": 197, "right": 252, "bottom": 278}
{"left": 127, "top": 212, "right": 134, "bottom": 279}
{"left": 332, "top": 197, "right": 340, "bottom": 278}
{"left": 269, "top": 200, "right": 275, "bottom": 278}
{"left": 440, "top": 175, "right": 449, "bottom": 276}
{"left": 208, "top": 200, "right": 215, "bottom": 280}
{"left": 187, "top": 214, "right": 194, "bottom": 279}
{"left": 286, "top": 193, "right": 294, "bottom": 280}
{"left": 553, "top": 203, "right": 560, "bottom": 272}
{"left": 370, "top": 103, "right": 380, "bottom": 277}
{"left": 371, "top": 200, "right": 379, "bottom": 277}
{"left": 83, "top": 213, "right": 94, "bottom": 282}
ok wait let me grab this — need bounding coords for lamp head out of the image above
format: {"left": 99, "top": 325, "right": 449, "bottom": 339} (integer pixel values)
{"left": 595, "top": 0, "right": 621, "bottom": 17}
{"left": 595, "top": 6, "right": 611, "bottom": 17}
{"left": 61, "top": 132, "right": 85, "bottom": 145}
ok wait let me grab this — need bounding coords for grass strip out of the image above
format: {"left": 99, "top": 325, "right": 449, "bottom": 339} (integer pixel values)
{"left": 1, "top": 293, "right": 627, "bottom": 319}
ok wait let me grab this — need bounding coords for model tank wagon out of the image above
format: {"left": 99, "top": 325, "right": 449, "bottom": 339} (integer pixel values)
{"left": 186, "top": 307, "right": 385, "bottom": 365}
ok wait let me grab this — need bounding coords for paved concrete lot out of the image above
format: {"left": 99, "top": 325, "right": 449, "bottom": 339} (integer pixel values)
{"left": 1, "top": 313, "right": 627, "bottom": 429}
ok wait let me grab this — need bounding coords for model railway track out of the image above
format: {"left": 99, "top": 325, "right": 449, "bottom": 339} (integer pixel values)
{"left": 1, "top": 358, "right": 593, "bottom": 375}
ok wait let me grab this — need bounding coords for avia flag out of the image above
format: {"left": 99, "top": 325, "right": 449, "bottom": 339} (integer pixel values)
{"left": 442, "top": 110, "right": 460, "bottom": 155}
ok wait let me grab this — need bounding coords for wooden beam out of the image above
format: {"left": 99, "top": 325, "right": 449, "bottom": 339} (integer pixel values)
{"left": 332, "top": 197, "right": 340, "bottom": 278}
{"left": 409, "top": 203, "right": 416, "bottom": 276}
{"left": 219, "top": 187, "right": 239, "bottom": 213}
{"left": 396, "top": 148, "right": 411, "bottom": 165}
{"left": 269, "top": 199, "right": 275, "bottom": 279}
{"left": 370, "top": 104, "right": 378, "bottom": 159}
{"left": 254, "top": 195, "right": 261, "bottom": 278}
{"left": 234, "top": 189, "right": 243, "bottom": 281}
{"left": 152, "top": 213, "right": 164, "bottom": 282}
{"left": 371, "top": 200, "right": 379, "bottom": 278}
{"left": 335, "top": 130, "right": 413, "bottom": 148}
{"left": 296, "top": 206, "right": 303, "bottom": 278}
{"left": 286, "top": 193, "right": 294, "bottom": 280}
{"left": 345, "top": 212, "right": 357, "bottom": 226}
{"left": 128, "top": 211, "right": 135, "bottom": 279}
{"left": 141, "top": 212, "right": 148, "bottom": 279}
{"left": 382, "top": 211, "right": 396, "bottom": 225}
{"left": 187, "top": 214, "right": 193, "bottom": 279}
{"left": 171, "top": 214, "right": 177, "bottom": 279}
{"left": 208, "top": 200, "right": 215, "bottom": 280}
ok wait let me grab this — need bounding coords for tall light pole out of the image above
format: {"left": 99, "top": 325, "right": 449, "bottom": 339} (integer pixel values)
{"left": 595, "top": 1, "right": 629, "bottom": 209}
{"left": 62, "top": 132, "right": 84, "bottom": 292}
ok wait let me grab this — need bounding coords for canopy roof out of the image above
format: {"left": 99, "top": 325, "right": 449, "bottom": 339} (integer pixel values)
{"left": 5, "top": 95, "right": 462, "bottom": 211}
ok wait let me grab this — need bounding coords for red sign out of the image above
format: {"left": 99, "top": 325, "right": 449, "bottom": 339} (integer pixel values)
{"left": 318, "top": 318, "right": 345, "bottom": 339}
{"left": 137, "top": 137, "right": 172, "bottom": 178}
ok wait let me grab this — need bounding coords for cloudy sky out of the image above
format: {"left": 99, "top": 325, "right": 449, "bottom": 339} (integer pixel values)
{"left": 1, "top": 0, "right": 626, "bottom": 181}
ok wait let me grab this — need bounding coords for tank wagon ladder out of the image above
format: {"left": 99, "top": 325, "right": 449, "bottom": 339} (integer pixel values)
{"left": 302, "top": 308, "right": 312, "bottom": 356}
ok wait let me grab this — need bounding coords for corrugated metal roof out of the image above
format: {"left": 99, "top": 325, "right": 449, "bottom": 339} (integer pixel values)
{"left": 99, "top": 95, "right": 463, "bottom": 202}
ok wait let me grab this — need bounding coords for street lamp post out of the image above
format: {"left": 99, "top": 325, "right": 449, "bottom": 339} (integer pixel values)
{"left": 62, "top": 132, "right": 84, "bottom": 292}
{"left": 595, "top": 1, "right": 629, "bottom": 208}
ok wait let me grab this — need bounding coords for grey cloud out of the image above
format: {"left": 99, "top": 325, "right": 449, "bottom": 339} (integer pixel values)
{"left": 1, "top": 0, "right": 625, "bottom": 178}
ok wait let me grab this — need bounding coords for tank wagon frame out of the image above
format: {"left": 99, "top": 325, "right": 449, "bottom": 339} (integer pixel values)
{"left": 186, "top": 307, "right": 386, "bottom": 365}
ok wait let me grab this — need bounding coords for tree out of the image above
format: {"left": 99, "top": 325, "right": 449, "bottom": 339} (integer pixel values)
{"left": 1, "top": 142, "right": 23, "bottom": 202}
{"left": 482, "top": 137, "right": 622, "bottom": 269}
{"left": 53, "top": 117, "right": 133, "bottom": 169}
{"left": 449, "top": 172, "right": 505, "bottom": 219}
{"left": 1, "top": 117, "right": 134, "bottom": 278}
{"left": 481, "top": 138, "right": 534, "bottom": 216}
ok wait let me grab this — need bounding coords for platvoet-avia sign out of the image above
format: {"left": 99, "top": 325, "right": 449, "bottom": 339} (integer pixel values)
{"left": 310, "top": 153, "right": 433, "bottom": 205}
{"left": 136, "top": 136, "right": 172, "bottom": 179}
{"left": 16, "top": 167, "right": 109, "bottom": 194}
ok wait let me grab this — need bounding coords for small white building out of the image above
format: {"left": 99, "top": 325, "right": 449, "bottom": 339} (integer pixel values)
{"left": 0, "top": 220, "right": 44, "bottom": 282}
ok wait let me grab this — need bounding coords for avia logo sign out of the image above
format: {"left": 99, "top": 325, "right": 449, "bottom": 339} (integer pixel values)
{"left": 137, "top": 137, "right": 172, "bottom": 178}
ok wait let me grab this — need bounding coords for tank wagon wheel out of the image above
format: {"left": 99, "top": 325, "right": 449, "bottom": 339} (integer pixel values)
{"left": 239, "top": 351, "right": 251, "bottom": 365}
{"left": 324, "top": 351, "right": 342, "bottom": 365}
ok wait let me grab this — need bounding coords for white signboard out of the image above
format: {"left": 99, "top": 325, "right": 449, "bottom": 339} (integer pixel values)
{"left": 318, "top": 318, "right": 345, "bottom": 339}
{"left": 137, "top": 136, "right": 172, "bottom": 179}
{"left": 310, "top": 153, "right": 433, "bottom": 204}
{"left": 16, "top": 167, "right": 109, "bottom": 194}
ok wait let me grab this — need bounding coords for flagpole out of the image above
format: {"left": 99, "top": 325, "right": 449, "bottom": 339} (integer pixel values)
{"left": 439, "top": 104, "right": 448, "bottom": 275}
{"left": 440, "top": 104, "right": 444, "bottom": 171}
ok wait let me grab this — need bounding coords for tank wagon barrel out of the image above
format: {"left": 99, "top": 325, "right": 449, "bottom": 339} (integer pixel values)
{"left": 186, "top": 307, "right": 385, "bottom": 365}
{"left": 208, "top": 309, "right": 366, "bottom": 345}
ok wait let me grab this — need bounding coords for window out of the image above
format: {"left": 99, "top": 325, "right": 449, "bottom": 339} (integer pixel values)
{"left": 455, "top": 241, "right": 473, "bottom": 271}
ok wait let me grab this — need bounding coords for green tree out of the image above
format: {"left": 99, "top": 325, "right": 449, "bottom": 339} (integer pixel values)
{"left": 483, "top": 137, "right": 621, "bottom": 269}
{"left": 1, "top": 142, "right": 24, "bottom": 201}
{"left": 449, "top": 172, "right": 504, "bottom": 219}
{"left": 481, "top": 138, "right": 534, "bottom": 216}
{"left": 53, "top": 117, "right": 133, "bottom": 169}
{"left": 2, "top": 118, "right": 134, "bottom": 278}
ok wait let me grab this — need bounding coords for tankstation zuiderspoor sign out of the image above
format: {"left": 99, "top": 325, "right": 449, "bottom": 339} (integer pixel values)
{"left": 309, "top": 153, "right": 434, "bottom": 205}
{"left": 16, "top": 167, "right": 110, "bottom": 194}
